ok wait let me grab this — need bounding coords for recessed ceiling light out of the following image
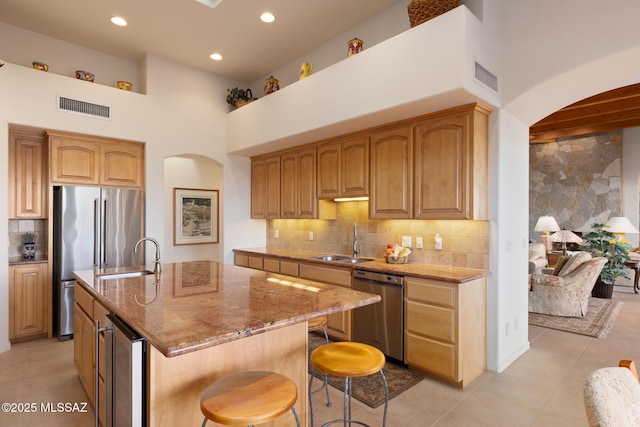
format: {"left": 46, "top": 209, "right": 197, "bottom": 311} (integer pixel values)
{"left": 111, "top": 16, "right": 128, "bottom": 26}
{"left": 260, "top": 12, "right": 275, "bottom": 23}
{"left": 210, "top": 53, "right": 222, "bottom": 61}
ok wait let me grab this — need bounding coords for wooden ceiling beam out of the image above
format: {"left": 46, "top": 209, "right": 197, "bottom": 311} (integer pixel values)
{"left": 529, "top": 83, "right": 640, "bottom": 142}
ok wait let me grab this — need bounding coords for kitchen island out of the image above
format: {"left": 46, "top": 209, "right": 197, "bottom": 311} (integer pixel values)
{"left": 72, "top": 260, "right": 380, "bottom": 426}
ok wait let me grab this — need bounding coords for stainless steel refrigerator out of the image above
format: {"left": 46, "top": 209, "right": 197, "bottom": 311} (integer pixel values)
{"left": 52, "top": 185, "right": 144, "bottom": 340}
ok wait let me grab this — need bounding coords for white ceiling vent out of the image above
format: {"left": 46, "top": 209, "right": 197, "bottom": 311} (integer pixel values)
{"left": 57, "top": 95, "right": 111, "bottom": 120}
{"left": 474, "top": 62, "right": 498, "bottom": 92}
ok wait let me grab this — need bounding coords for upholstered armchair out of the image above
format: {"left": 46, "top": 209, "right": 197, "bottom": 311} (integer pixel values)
{"left": 529, "top": 252, "right": 607, "bottom": 317}
{"left": 584, "top": 360, "right": 640, "bottom": 426}
{"left": 528, "top": 242, "right": 548, "bottom": 274}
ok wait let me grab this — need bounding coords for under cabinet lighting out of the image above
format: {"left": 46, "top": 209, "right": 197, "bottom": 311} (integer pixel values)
{"left": 334, "top": 197, "right": 369, "bottom": 202}
{"left": 210, "top": 53, "right": 222, "bottom": 61}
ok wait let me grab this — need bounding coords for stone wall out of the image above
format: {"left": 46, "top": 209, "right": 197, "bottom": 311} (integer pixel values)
{"left": 529, "top": 130, "right": 623, "bottom": 237}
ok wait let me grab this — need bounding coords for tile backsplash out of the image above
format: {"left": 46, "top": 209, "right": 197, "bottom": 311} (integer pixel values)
{"left": 266, "top": 201, "right": 489, "bottom": 270}
{"left": 8, "top": 219, "right": 48, "bottom": 262}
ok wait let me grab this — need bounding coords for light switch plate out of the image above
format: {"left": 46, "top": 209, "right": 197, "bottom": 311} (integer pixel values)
{"left": 274, "top": 230, "right": 279, "bottom": 239}
{"left": 309, "top": 231, "right": 314, "bottom": 241}
{"left": 416, "top": 237, "right": 423, "bottom": 249}
{"left": 401, "top": 236, "right": 412, "bottom": 247}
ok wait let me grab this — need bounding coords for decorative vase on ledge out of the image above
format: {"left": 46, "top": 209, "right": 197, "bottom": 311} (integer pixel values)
{"left": 22, "top": 232, "right": 37, "bottom": 260}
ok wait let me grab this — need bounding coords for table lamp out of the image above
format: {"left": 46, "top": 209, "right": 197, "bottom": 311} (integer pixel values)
{"left": 549, "top": 230, "right": 583, "bottom": 256}
{"left": 605, "top": 217, "right": 639, "bottom": 244}
{"left": 534, "top": 215, "right": 560, "bottom": 251}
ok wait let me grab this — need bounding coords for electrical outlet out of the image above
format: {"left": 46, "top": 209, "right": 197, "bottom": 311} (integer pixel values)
{"left": 416, "top": 237, "right": 423, "bottom": 249}
{"left": 435, "top": 234, "right": 443, "bottom": 250}
{"left": 401, "top": 236, "right": 412, "bottom": 247}
{"left": 274, "top": 230, "right": 279, "bottom": 239}
{"left": 309, "top": 231, "right": 314, "bottom": 241}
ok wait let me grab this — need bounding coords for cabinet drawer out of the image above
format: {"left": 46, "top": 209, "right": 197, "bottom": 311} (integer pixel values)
{"left": 248, "top": 256, "right": 264, "bottom": 270}
{"left": 263, "top": 258, "right": 280, "bottom": 273}
{"left": 299, "top": 263, "right": 351, "bottom": 287}
{"left": 94, "top": 300, "right": 110, "bottom": 329}
{"left": 234, "top": 253, "right": 249, "bottom": 267}
{"left": 406, "top": 301, "right": 455, "bottom": 343}
{"left": 406, "top": 332, "right": 456, "bottom": 380}
{"left": 406, "top": 279, "right": 455, "bottom": 307}
{"left": 280, "top": 261, "right": 299, "bottom": 277}
{"left": 75, "top": 284, "right": 94, "bottom": 318}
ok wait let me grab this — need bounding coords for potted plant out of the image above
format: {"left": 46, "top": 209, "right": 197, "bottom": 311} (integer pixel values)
{"left": 226, "top": 87, "right": 253, "bottom": 109}
{"left": 581, "top": 222, "right": 631, "bottom": 298}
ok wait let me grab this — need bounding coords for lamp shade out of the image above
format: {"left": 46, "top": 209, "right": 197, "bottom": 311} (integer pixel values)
{"left": 534, "top": 215, "right": 560, "bottom": 233}
{"left": 549, "top": 230, "right": 583, "bottom": 244}
{"left": 605, "top": 217, "right": 639, "bottom": 234}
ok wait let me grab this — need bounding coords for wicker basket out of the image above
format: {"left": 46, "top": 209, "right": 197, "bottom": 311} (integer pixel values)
{"left": 407, "top": 0, "right": 460, "bottom": 27}
{"left": 385, "top": 254, "right": 410, "bottom": 264}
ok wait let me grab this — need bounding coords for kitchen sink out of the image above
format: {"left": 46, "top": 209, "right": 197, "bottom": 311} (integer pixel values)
{"left": 312, "top": 255, "right": 374, "bottom": 264}
{"left": 97, "top": 270, "right": 154, "bottom": 280}
{"left": 312, "top": 255, "right": 350, "bottom": 261}
{"left": 337, "top": 258, "right": 374, "bottom": 264}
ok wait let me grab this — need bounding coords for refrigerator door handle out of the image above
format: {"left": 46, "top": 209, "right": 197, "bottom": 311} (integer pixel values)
{"left": 62, "top": 280, "right": 75, "bottom": 289}
{"left": 94, "top": 198, "right": 100, "bottom": 267}
{"left": 102, "top": 197, "right": 108, "bottom": 266}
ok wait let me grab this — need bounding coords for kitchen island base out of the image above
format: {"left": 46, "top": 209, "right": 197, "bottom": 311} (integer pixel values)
{"left": 148, "top": 321, "right": 308, "bottom": 426}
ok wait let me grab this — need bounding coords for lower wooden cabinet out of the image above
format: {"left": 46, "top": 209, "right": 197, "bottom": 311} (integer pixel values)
{"left": 73, "top": 283, "right": 110, "bottom": 418}
{"left": 9, "top": 263, "right": 48, "bottom": 343}
{"left": 405, "top": 276, "right": 487, "bottom": 387}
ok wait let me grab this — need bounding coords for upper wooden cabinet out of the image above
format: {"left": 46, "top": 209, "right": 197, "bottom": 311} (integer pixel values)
{"left": 281, "top": 148, "right": 317, "bottom": 219}
{"left": 250, "top": 103, "right": 489, "bottom": 221}
{"left": 8, "top": 131, "right": 47, "bottom": 219}
{"left": 413, "top": 105, "right": 489, "bottom": 220}
{"left": 369, "top": 126, "right": 413, "bottom": 219}
{"left": 48, "top": 131, "right": 144, "bottom": 188}
{"left": 317, "top": 136, "right": 369, "bottom": 199}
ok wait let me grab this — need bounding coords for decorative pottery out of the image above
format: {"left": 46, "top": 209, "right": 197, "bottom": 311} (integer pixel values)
{"left": 299, "top": 62, "right": 312, "bottom": 80}
{"left": 75, "top": 70, "right": 95, "bottom": 82}
{"left": 32, "top": 61, "right": 48, "bottom": 71}
{"left": 347, "top": 37, "right": 363, "bottom": 57}
{"left": 264, "top": 76, "right": 279, "bottom": 95}
{"left": 117, "top": 80, "right": 133, "bottom": 91}
{"left": 22, "top": 242, "right": 37, "bottom": 260}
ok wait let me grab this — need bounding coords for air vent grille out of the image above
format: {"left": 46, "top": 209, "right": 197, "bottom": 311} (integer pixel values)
{"left": 57, "top": 95, "right": 111, "bottom": 120}
{"left": 474, "top": 62, "right": 498, "bottom": 92}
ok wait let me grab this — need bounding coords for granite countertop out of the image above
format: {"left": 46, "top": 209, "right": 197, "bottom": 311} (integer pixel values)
{"left": 72, "top": 260, "right": 380, "bottom": 358}
{"left": 233, "top": 247, "right": 490, "bottom": 283}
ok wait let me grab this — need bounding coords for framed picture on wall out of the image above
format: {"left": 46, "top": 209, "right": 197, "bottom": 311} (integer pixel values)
{"left": 173, "top": 188, "right": 219, "bottom": 245}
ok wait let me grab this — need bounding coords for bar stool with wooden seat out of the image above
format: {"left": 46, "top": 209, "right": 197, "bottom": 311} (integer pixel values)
{"left": 308, "top": 316, "right": 332, "bottom": 408}
{"left": 309, "top": 342, "right": 388, "bottom": 427}
{"left": 200, "top": 370, "right": 301, "bottom": 427}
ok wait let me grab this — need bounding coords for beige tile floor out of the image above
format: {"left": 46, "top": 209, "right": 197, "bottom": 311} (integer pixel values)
{"left": 1, "top": 287, "right": 638, "bottom": 426}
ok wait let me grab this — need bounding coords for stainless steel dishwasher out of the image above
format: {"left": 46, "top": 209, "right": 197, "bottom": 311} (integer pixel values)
{"left": 352, "top": 269, "right": 404, "bottom": 362}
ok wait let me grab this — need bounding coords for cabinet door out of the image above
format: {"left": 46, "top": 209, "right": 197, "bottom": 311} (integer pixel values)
{"left": 341, "top": 137, "right": 369, "bottom": 197}
{"left": 9, "top": 132, "right": 47, "bottom": 219}
{"left": 414, "top": 112, "right": 469, "bottom": 219}
{"left": 317, "top": 142, "right": 341, "bottom": 199}
{"left": 297, "top": 148, "right": 317, "bottom": 218}
{"left": 265, "top": 156, "right": 281, "bottom": 218}
{"left": 251, "top": 158, "right": 266, "bottom": 218}
{"left": 9, "top": 264, "right": 47, "bottom": 341}
{"left": 101, "top": 142, "right": 144, "bottom": 188}
{"left": 49, "top": 135, "right": 100, "bottom": 185}
{"left": 74, "top": 303, "right": 95, "bottom": 405}
{"left": 280, "top": 152, "right": 297, "bottom": 218}
{"left": 369, "top": 126, "right": 412, "bottom": 218}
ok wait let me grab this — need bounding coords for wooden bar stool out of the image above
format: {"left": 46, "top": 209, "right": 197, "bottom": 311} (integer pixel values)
{"left": 308, "top": 316, "right": 332, "bottom": 408}
{"left": 200, "top": 370, "right": 300, "bottom": 427}
{"left": 309, "top": 342, "right": 388, "bottom": 427}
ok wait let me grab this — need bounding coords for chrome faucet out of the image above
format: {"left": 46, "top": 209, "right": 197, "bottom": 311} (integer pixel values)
{"left": 135, "top": 237, "right": 162, "bottom": 274}
{"left": 352, "top": 222, "right": 360, "bottom": 259}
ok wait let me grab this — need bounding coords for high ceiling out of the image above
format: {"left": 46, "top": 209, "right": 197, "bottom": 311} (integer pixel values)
{"left": 530, "top": 83, "right": 640, "bottom": 142}
{"left": 0, "top": 0, "right": 402, "bottom": 83}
